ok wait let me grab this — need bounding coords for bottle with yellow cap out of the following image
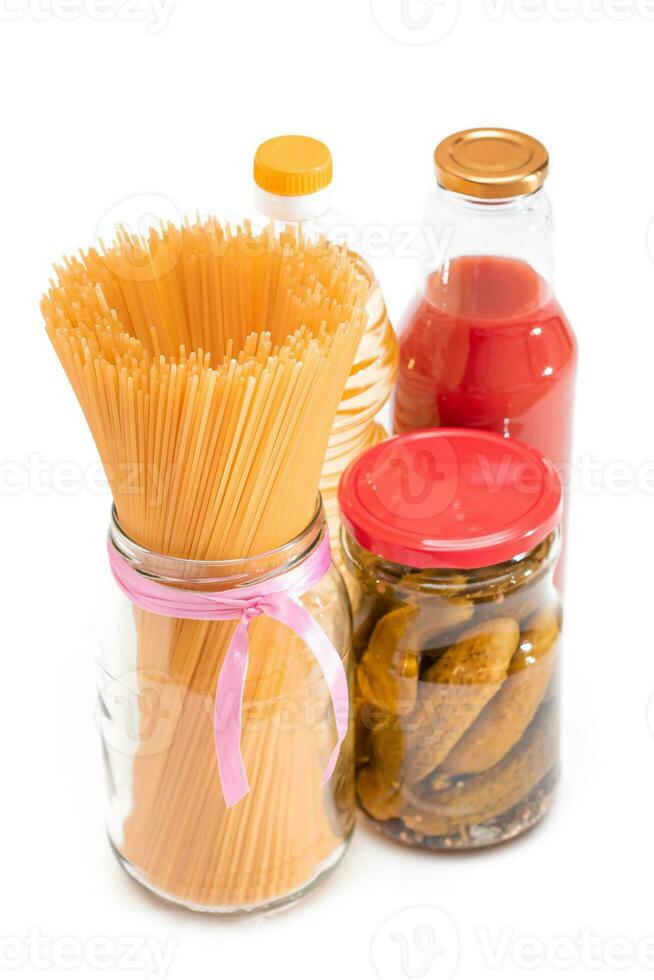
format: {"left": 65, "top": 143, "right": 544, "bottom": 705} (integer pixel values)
{"left": 254, "top": 136, "right": 398, "bottom": 543}
{"left": 393, "top": 128, "right": 577, "bottom": 579}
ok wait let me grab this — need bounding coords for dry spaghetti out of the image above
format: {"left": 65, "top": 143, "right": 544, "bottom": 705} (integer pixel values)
{"left": 43, "top": 219, "right": 366, "bottom": 910}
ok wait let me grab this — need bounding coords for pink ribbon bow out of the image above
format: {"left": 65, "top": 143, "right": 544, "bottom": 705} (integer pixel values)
{"left": 107, "top": 535, "right": 349, "bottom": 808}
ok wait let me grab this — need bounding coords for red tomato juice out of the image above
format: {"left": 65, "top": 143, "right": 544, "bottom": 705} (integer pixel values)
{"left": 394, "top": 255, "right": 577, "bottom": 583}
{"left": 394, "top": 254, "right": 576, "bottom": 472}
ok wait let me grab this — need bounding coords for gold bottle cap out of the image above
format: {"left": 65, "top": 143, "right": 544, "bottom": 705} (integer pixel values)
{"left": 435, "top": 128, "right": 549, "bottom": 199}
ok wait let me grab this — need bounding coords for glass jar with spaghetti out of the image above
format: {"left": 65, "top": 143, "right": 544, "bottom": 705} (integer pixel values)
{"left": 97, "top": 501, "right": 354, "bottom": 914}
{"left": 338, "top": 429, "right": 563, "bottom": 850}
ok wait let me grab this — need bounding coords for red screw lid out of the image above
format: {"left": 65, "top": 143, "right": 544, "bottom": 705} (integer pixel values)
{"left": 338, "top": 429, "right": 563, "bottom": 570}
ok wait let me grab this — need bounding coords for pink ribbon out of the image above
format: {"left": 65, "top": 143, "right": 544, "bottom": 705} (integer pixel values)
{"left": 107, "top": 535, "right": 349, "bottom": 808}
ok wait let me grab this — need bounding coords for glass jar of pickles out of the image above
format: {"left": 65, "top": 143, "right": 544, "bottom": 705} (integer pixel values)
{"left": 338, "top": 429, "right": 563, "bottom": 850}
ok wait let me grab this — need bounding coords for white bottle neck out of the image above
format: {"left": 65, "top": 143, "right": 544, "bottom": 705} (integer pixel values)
{"left": 254, "top": 185, "right": 333, "bottom": 223}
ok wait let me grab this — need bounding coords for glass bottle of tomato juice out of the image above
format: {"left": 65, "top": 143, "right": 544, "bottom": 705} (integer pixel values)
{"left": 394, "top": 128, "right": 577, "bottom": 556}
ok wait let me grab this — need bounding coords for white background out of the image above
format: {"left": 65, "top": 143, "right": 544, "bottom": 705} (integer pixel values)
{"left": 1, "top": 1, "right": 652, "bottom": 978}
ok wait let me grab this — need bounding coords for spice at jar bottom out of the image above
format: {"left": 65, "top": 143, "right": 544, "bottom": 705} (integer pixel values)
{"left": 338, "top": 428, "right": 564, "bottom": 851}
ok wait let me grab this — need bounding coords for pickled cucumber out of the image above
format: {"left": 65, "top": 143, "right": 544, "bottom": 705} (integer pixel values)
{"left": 402, "top": 705, "right": 557, "bottom": 837}
{"left": 370, "top": 618, "right": 519, "bottom": 784}
{"left": 357, "top": 765, "right": 403, "bottom": 822}
{"left": 441, "top": 606, "right": 560, "bottom": 775}
{"left": 357, "top": 605, "right": 421, "bottom": 717}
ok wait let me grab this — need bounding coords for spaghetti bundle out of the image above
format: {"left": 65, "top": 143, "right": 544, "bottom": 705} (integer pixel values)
{"left": 43, "top": 219, "right": 367, "bottom": 910}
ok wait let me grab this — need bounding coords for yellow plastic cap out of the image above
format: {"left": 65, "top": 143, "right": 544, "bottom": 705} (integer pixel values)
{"left": 254, "top": 135, "right": 333, "bottom": 197}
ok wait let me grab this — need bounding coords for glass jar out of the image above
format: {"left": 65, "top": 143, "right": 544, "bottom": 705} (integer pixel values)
{"left": 393, "top": 129, "right": 576, "bottom": 559}
{"left": 338, "top": 428, "right": 563, "bottom": 850}
{"left": 97, "top": 503, "right": 355, "bottom": 914}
